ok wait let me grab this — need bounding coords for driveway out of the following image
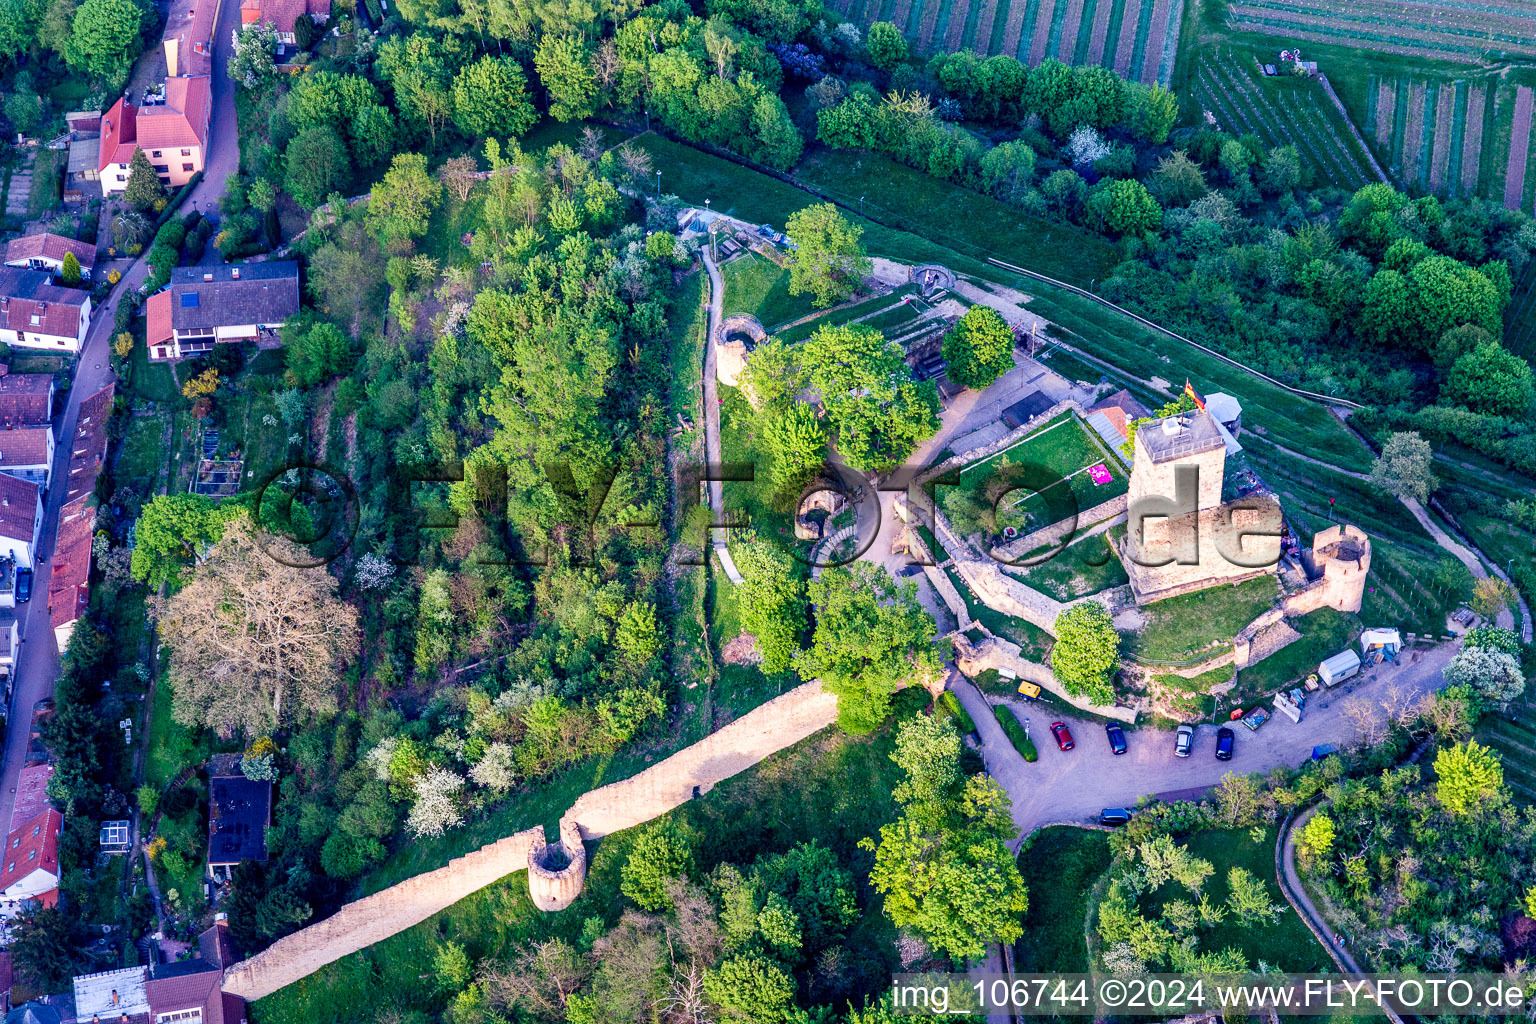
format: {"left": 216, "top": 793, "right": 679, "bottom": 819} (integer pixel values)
{"left": 950, "top": 639, "right": 1458, "bottom": 848}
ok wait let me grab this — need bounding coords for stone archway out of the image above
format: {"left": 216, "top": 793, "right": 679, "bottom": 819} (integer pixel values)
{"left": 715, "top": 314, "right": 768, "bottom": 388}
{"left": 910, "top": 264, "right": 955, "bottom": 297}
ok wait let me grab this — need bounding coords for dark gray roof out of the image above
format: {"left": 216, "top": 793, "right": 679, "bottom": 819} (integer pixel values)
{"left": 167, "top": 261, "right": 298, "bottom": 331}
{"left": 6, "top": 1001, "right": 62, "bottom": 1024}
{"left": 207, "top": 776, "right": 271, "bottom": 866}
{"left": 1137, "top": 410, "right": 1225, "bottom": 463}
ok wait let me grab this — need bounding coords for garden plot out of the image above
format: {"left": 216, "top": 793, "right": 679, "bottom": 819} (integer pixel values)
{"left": 836, "top": 0, "right": 1179, "bottom": 85}
{"left": 1189, "top": 54, "right": 1376, "bottom": 189}
{"left": 1225, "top": 0, "right": 1536, "bottom": 64}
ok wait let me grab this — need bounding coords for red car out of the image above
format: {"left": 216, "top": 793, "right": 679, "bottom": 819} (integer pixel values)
{"left": 1050, "top": 721, "right": 1075, "bottom": 751}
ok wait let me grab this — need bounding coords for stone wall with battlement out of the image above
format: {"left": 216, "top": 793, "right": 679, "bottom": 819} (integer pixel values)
{"left": 920, "top": 400, "right": 1078, "bottom": 484}
{"left": 1281, "top": 524, "right": 1371, "bottom": 617}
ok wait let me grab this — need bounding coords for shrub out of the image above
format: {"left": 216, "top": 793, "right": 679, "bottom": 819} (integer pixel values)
{"left": 991, "top": 704, "right": 1037, "bottom": 762}
{"left": 936, "top": 690, "right": 976, "bottom": 735}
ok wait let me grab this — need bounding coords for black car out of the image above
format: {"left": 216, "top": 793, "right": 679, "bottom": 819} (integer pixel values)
{"left": 15, "top": 568, "right": 31, "bottom": 604}
{"left": 1215, "top": 727, "right": 1235, "bottom": 761}
{"left": 1100, "top": 808, "right": 1132, "bottom": 826}
{"left": 1105, "top": 722, "right": 1128, "bottom": 755}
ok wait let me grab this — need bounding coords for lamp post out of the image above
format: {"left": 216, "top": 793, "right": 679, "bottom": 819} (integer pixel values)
{"left": 655, "top": 170, "right": 662, "bottom": 201}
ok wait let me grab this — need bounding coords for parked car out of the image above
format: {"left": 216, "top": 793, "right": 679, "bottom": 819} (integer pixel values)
{"left": 1105, "top": 722, "right": 1127, "bottom": 755}
{"left": 1174, "top": 724, "right": 1194, "bottom": 757}
{"left": 1215, "top": 727, "right": 1235, "bottom": 761}
{"left": 14, "top": 568, "right": 31, "bottom": 604}
{"left": 1100, "top": 808, "right": 1132, "bottom": 827}
{"left": 1050, "top": 721, "right": 1074, "bottom": 751}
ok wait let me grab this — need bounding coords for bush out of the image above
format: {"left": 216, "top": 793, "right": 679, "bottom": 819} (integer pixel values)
{"left": 992, "top": 704, "right": 1037, "bottom": 762}
{"left": 936, "top": 690, "right": 976, "bottom": 735}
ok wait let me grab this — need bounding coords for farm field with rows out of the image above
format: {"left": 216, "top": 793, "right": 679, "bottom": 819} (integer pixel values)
{"left": 1223, "top": 0, "right": 1536, "bottom": 65}
{"left": 1186, "top": 52, "right": 1381, "bottom": 189}
{"left": 1361, "top": 74, "right": 1536, "bottom": 209}
{"left": 829, "top": 0, "right": 1184, "bottom": 85}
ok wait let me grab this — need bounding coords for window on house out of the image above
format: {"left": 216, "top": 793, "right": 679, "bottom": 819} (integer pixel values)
{"left": 8, "top": 838, "right": 16, "bottom": 850}
{"left": 182, "top": 164, "right": 194, "bottom": 172}
{"left": 153, "top": 164, "right": 169, "bottom": 173}
{"left": 5, "top": 863, "right": 11, "bottom": 873}
{"left": 156, "top": 1010, "right": 205, "bottom": 1023}
{"left": 26, "top": 850, "right": 34, "bottom": 862}
{"left": 181, "top": 149, "right": 191, "bottom": 156}
{"left": 152, "top": 150, "right": 162, "bottom": 158}
{"left": 116, "top": 174, "right": 126, "bottom": 182}
{"left": 30, "top": 826, "right": 38, "bottom": 837}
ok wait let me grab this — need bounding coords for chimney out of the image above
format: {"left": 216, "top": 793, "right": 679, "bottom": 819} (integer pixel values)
{"left": 203, "top": 272, "right": 213, "bottom": 282}
{"left": 232, "top": 268, "right": 240, "bottom": 279}
{"left": 111, "top": 989, "right": 119, "bottom": 1005}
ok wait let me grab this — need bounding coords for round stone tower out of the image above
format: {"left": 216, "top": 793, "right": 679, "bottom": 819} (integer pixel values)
{"left": 1312, "top": 523, "right": 1371, "bottom": 613}
{"left": 527, "top": 817, "right": 587, "bottom": 911}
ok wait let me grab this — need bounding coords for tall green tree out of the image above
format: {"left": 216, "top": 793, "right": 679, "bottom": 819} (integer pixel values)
{"left": 365, "top": 152, "right": 442, "bottom": 251}
{"left": 733, "top": 534, "right": 806, "bottom": 675}
{"left": 784, "top": 202, "right": 871, "bottom": 307}
{"left": 1434, "top": 739, "right": 1505, "bottom": 815}
{"left": 941, "top": 306, "right": 1015, "bottom": 391}
{"left": 534, "top": 34, "right": 597, "bottom": 122}
{"left": 130, "top": 492, "right": 236, "bottom": 587}
{"left": 865, "top": 20, "right": 908, "bottom": 70}
{"left": 63, "top": 0, "right": 142, "bottom": 82}
{"left": 452, "top": 55, "right": 539, "bottom": 139}
{"left": 798, "top": 323, "right": 939, "bottom": 473}
{"left": 799, "top": 563, "right": 941, "bottom": 733}
{"left": 121, "top": 147, "right": 167, "bottom": 211}
{"left": 862, "top": 716, "right": 1028, "bottom": 962}
{"left": 1049, "top": 602, "right": 1119, "bottom": 705}
{"left": 1368, "top": 431, "right": 1438, "bottom": 503}
{"left": 1443, "top": 341, "right": 1535, "bottom": 418}
{"left": 284, "top": 126, "right": 351, "bottom": 207}
{"left": 760, "top": 402, "right": 828, "bottom": 489}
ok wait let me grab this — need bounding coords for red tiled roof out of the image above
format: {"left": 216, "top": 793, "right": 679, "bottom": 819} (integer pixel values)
{"left": 98, "top": 97, "right": 138, "bottom": 170}
{"left": 0, "top": 280, "right": 87, "bottom": 342}
{"left": 96, "top": 79, "right": 210, "bottom": 173}
{"left": 0, "top": 374, "right": 53, "bottom": 428}
{"left": 0, "top": 808, "right": 61, "bottom": 893}
{"left": 64, "top": 383, "right": 113, "bottom": 504}
{"left": 198, "top": 919, "right": 240, "bottom": 968}
{"left": 146, "top": 290, "right": 173, "bottom": 346}
{"left": 0, "top": 475, "right": 39, "bottom": 546}
{"left": 0, "top": 427, "right": 51, "bottom": 470}
{"left": 10, "top": 765, "right": 53, "bottom": 833}
{"left": 145, "top": 967, "right": 222, "bottom": 1023}
{"left": 4, "top": 233, "right": 97, "bottom": 271}
{"left": 49, "top": 495, "right": 93, "bottom": 633}
{"left": 240, "top": 0, "right": 329, "bottom": 31}
{"left": 138, "top": 77, "right": 211, "bottom": 150}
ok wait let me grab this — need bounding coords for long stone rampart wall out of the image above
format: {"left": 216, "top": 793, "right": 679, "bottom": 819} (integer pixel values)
{"left": 221, "top": 681, "right": 842, "bottom": 1003}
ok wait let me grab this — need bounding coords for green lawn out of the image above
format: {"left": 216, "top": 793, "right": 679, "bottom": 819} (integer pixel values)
{"left": 946, "top": 566, "right": 1056, "bottom": 663}
{"left": 945, "top": 413, "right": 1128, "bottom": 538}
{"left": 794, "top": 146, "right": 1122, "bottom": 288}
{"left": 26, "top": 149, "right": 64, "bottom": 219}
{"left": 1008, "top": 532, "right": 1128, "bottom": 601}
{"left": 125, "top": 329, "right": 182, "bottom": 404}
{"left": 774, "top": 285, "right": 923, "bottom": 345}
{"left": 1129, "top": 576, "right": 1281, "bottom": 666}
{"left": 7, "top": 354, "right": 68, "bottom": 376}
{"left": 145, "top": 671, "right": 213, "bottom": 791}
{"left": 1014, "top": 826, "right": 1113, "bottom": 973}
{"left": 114, "top": 412, "right": 171, "bottom": 513}
{"left": 719, "top": 251, "right": 817, "bottom": 328}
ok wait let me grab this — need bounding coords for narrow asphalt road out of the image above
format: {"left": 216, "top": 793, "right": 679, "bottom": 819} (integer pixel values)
{"left": 0, "top": 2, "right": 241, "bottom": 834}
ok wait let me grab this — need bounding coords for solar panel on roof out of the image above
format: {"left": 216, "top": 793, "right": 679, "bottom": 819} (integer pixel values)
{"left": 181, "top": 292, "right": 199, "bottom": 307}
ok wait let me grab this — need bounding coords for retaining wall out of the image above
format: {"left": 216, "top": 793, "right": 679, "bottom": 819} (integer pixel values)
{"left": 989, "top": 494, "right": 1128, "bottom": 564}
{"left": 951, "top": 634, "right": 1138, "bottom": 723}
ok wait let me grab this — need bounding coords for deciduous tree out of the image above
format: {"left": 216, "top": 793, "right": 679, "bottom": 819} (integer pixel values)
{"left": 155, "top": 515, "right": 361, "bottom": 736}
{"left": 63, "top": 0, "right": 142, "bottom": 82}
{"left": 784, "top": 202, "right": 870, "bottom": 307}
{"left": 1369, "top": 431, "right": 1438, "bottom": 502}
{"left": 1434, "top": 739, "right": 1504, "bottom": 815}
{"left": 366, "top": 152, "right": 442, "bottom": 251}
{"left": 452, "top": 55, "right": 538, "bottom": 139}
{"left": 941, "top": 305, "right": 1015, "bottom": 391}
{"left": 1050, "top": 602, "right": 1119, "bottom": 705}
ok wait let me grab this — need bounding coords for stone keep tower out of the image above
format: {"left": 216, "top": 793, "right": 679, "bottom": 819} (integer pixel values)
{"left": 1307, "top": 524, "right": 1371, "bottom": 613}
{"left": 1120, "top": 410, "right": 1281, "bottom": 604}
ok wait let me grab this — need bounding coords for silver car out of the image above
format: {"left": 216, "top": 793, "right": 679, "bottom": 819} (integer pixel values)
{"left": 1175, "top": 724, "right": 1195, "bottom": 757}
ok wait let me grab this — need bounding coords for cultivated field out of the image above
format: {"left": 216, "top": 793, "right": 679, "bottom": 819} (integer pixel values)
{"left": 1224, "top": 0, "right": 1536, "bottom": 65}
{"left": 1363, "top": 74, "right": 1536, "bottom": 210}
{"left": 832, "top": 0, "right": 1185, "bottom": 84}
{"left": 1187, "top": 52, "right": 1379, "bottom": 189}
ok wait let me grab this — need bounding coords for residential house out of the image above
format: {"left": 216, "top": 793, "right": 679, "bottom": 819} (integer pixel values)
{"left": 208, "top": 773, "right": 272, "bottom": 881}
{"left": 0, "top": 808, "right": 62, "bottom": 922}
{"left": 97, "top": 76, "right": 212, "bottom": 198}
{"left": 3, "top": 234, "right": 97, "bottom": 281}
{"left": 165, "top": 0, "right": 217, "bottom": 77}
{"left": 48, "top": 495, "right": 94, "bottom": 650}
{"left": 0, "top": 269, "right": 91, "bottom": 354}
{"left": 10, "top": 766, "right": 53, "bottom": 834}
{"left": 146, "top": 262, "right": 299, "bottom": 361}
{"left": 0, "top": 428, "right": 54, "bottom": 490}
{"left": 68, "top": 960, "right": 246, "bottom": 1024}
{"left": 198, "top": 914, "right": 240, "bottom": 969}
{"left": 0, "top": 373, "right": 55, "bottom": 428}
{"left": 239, "top": 0, "right": 331, "bottom": 44}
{"left": 70, "top": 967, "right": 148, "bottom": 1023}
{"left": 0, "top": 475, "right": 42, "bottom": 570}
{"left": 0, "top": 615, "right": 16, "bottom": 688}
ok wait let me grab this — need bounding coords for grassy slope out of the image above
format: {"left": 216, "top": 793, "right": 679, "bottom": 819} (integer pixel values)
{"left": 719, "top": 251, "right": 818, "bottom": 327}
{"left": 252, "top": 690, "right": 926, "bottom": 1024}
{"left": 1130, "top": 576, "right": 1280, "bottom": 664}
{"left": 1013, "top": 826, "right": 1114, "bottom": 972}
